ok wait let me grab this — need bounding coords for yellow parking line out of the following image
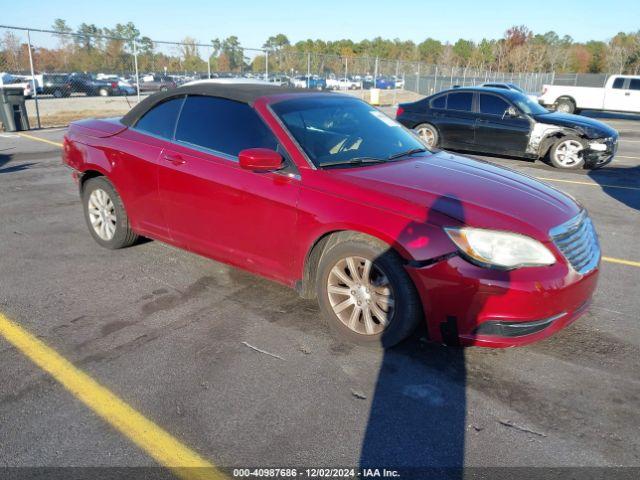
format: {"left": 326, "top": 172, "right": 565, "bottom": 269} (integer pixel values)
{"left": 603, "top": 256, "right": 640, "bottom": 268}
{"left": 0, "top": 313, "right": 226, "bottom": 480}
{"left": 535, "top": 176, "right": 640, "bottom": 191}
{"left": 17, "top": 132, "right": 63, "bottom": 148}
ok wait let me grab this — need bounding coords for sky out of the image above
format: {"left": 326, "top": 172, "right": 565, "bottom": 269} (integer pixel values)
{"left": 2, "top": 0, "right": 639, "bottom": 48}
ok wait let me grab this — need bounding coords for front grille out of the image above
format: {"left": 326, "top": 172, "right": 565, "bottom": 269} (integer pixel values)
{"left": 550, "top": 210, "right": 600, "bottom": 275}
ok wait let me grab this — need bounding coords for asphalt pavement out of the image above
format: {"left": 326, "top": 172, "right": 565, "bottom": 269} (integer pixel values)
{"left": 0, "top": 114, "right": 639, "bottom": 479}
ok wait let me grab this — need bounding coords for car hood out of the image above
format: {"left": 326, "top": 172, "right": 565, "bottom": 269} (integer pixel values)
{"left": 324, "top": 151, "right": 581, "bottom": 240}
{"left": 532, "top": 112, "right": 617, "bottom": 138}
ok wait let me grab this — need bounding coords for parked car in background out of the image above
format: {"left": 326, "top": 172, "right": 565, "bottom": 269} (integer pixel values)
{"left": 0, "top": 73, "right": 36, "bottom": 98}
{"left": 375, "top": 77, "right": 396, "bottom": 89}
{"left": 538, "top": 75, "right": 640, "bottom": 114}
{"left": 268, "top": 75, "right": 293, "bottom": 87}
{"left": 97, "top": 75, "right": 137, "bottom": 96}
{"left": 480, "top": 82, "right": 538, "bottom": 102}
{"left": 292, "top": 75, "right": 326, "bottom": 90}
{"left": 63, "top": 84, "right": 601, "bottom": 349}
{"left": 362, "top": 76, "right": 374, "bottom": 89}
{"left": 325, "top": 76, "right": 340, "bottom": 90}
{"left": 69, "top": 73, "right": 118, "bottom": 97}
{"left": 396, "top": 86, "right": 618, "bottom": 169}
{"left": 292, "top": 76, "right": 307, "bottom": 88}
{"left": 40, "top": 74, "right": 72, "bottom": 98}
{"left": 336, "top": 77, "right": 362, "bottom": 90}
{"left": 138, "top": 75, "right": 177, "bottom": 93}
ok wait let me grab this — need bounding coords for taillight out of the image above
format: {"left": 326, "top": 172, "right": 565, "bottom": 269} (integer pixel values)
{"left": 396, "top": 106, "right": 405, "bottom": 118}
{"left": 111, "top": 82, "right": 118, "bottom": 88}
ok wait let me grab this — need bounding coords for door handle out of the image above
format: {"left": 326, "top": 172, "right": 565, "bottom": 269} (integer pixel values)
{"left": 162, "top": 152, "right": 186, "bottom": 166}
{"left": 625, "top": 92, "right": 631, "bottom": 96}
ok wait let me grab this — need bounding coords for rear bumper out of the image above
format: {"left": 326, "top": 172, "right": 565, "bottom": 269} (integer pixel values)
{"left": 406, "top": 254, "right": 599, "bottom": 348}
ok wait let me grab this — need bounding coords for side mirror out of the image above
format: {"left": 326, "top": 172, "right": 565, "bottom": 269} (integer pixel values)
{"left": 239, "top": 148, "right": 284, "bottom": 172}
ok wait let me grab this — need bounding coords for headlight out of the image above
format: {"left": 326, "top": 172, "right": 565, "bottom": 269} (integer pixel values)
{"left": 445, "top": 227, "right": 556, "bottom": 269}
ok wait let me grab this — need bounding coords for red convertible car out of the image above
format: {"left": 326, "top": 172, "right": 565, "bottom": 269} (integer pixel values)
{"left": 62, "top": 83, "right": 600, "bottom": 348}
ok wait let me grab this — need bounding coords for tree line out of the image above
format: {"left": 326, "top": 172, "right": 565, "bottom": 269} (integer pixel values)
{"left": 1, "top": 20, "right": 639, "bottom": 76}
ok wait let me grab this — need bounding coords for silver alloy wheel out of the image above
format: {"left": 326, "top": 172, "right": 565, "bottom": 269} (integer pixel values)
{"left": 557, "top": 102, "right": 571, "bottom": 113}
{"left": 326, "top": 256, "right": 395, "bottom": 335}
{"left": 554, "top": 139, "right": 584, "bottom": 167}
{"left": 416, "top": 126, "right": 436, "bottom": 147}
{"left": 88, "top": 188, "right": 117, "bottom": 241}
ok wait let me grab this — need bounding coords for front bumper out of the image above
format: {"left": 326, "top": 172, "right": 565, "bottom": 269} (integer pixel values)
{"left": 406, "top": 254, "right": 599, "bottom": 348}
{"left": 583, "top": 136, "right": 617, "bottom": 168}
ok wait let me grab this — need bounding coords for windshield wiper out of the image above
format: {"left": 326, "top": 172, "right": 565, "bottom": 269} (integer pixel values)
{"left": 387, "top": 147, "right": 427, "bottom": 161}
{"left": 320, "top": 157, "right": 387, "bottom": 168}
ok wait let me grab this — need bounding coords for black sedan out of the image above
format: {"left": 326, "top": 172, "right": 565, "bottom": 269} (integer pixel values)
{"left": 396, "top": 87, "right": 618, "bottom": 169}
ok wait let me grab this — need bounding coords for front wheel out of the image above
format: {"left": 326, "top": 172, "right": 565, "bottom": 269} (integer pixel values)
{"left": 316, "top": 236, "right": 422, "bottom": 348}
{"left": 414, "top": 123, "right": 439, "bottom": 148}
{"left": 82, "top": 177, "right": 139, "bottom": 249}
{"left": 549, "top": 136, "right": 587, "bottom": 169}
{"left": 98, "top": 87, "right": 110, "bottom": 97}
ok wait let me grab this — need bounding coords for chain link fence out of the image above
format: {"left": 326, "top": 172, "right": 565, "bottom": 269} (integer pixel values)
{"left": 1, "top": 23, "right": 586, "bottom": 130}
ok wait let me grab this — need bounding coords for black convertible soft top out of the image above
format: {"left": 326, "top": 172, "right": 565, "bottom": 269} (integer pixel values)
{"left": 120, "top": 83, "right": 319, "bottom": 127}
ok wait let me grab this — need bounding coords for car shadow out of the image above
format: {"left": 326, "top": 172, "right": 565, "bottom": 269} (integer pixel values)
{"left": 0, "top": 153, "right": 34, "bottom": 174}
{"left": 580, "top": 110, "right": 640, "bottom": 122}
{"left": 588, "top": 165, "right": 640, "bottom": 211}
{"left": 360, "top": 195, "right": 509, "bottom": 478}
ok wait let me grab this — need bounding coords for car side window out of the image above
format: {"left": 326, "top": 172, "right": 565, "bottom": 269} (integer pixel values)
{"left": 629, "top": 79, "right": 640, "bottom": 91}
{"left": 612, "top": 77, "right": 626, "bottom": 89}
{"left": 479, "top": 94, "right": 510, "bottom": 116}
{"left": 175, "top": 96, "right": 278, "bottom": 157}
{"left": 135, "top": 97, "right": 184, "bottom": 139}
{"left": 446, "top": 92, "right": 473, "bottom": 112}
{"left": 431, "top": 95, "right": 446, "bottom": 109}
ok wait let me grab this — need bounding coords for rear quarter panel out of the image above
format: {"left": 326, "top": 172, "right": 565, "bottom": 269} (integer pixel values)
{"left": 63, "top": 121, "right": 168, "bottom": 237}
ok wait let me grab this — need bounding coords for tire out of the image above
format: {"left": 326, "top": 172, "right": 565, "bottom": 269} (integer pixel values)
{"left": 414, "top": 123, "right": 439, "bottom": 148}
{"left": 555, "top": 97, "right": 575, "bottom": 114}
{"left": 82, "top": 177, "right": 139, "bottom": 249}
{"left": 52, "top": 89, "right": 63, "bottom": 98}
{"left": 98, "top": 87, "right": 110, "bottom": 97}
{"left": 548, "top": 135, "right": 587, "bottom": 169}
{"left": 316, "top": 236, "right": 422, "bottom": 348}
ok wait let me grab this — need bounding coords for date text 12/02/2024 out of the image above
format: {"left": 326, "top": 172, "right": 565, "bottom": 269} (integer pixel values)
{"left": 232, "top": 468, "right": 400, "bottom": 478}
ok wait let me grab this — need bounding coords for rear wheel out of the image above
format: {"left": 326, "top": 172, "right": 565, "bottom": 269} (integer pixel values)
{"left": 98, "top": 87, "right": 109, "bottom": 97}
{"left": 555, "top": 97, "right": 575, "bottom": 114}
{"left": 549, "top": 136, "right": 586, "bottom": 169}
{"left": 414, "top": 123, "right": 439, "bottom": 148}
{"left": 82, "top": 177, "right": 138, "bottom": 249}
{"left": 52, "top": 89, "right": 63, "bottom": 98}
{"left": 316, "top": 237, "right": 422, "bottom": 348}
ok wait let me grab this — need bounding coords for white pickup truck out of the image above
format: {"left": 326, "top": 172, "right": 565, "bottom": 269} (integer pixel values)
{"left": 538, "top": 75, "right": 640, "bottom": 114}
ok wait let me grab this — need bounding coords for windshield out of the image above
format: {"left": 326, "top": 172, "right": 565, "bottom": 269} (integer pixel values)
{"left": 512, "top": 92, "right": 548, "bottom": 115}
{"left": 271, "top": 96, "right": 428, "bottom": 168}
